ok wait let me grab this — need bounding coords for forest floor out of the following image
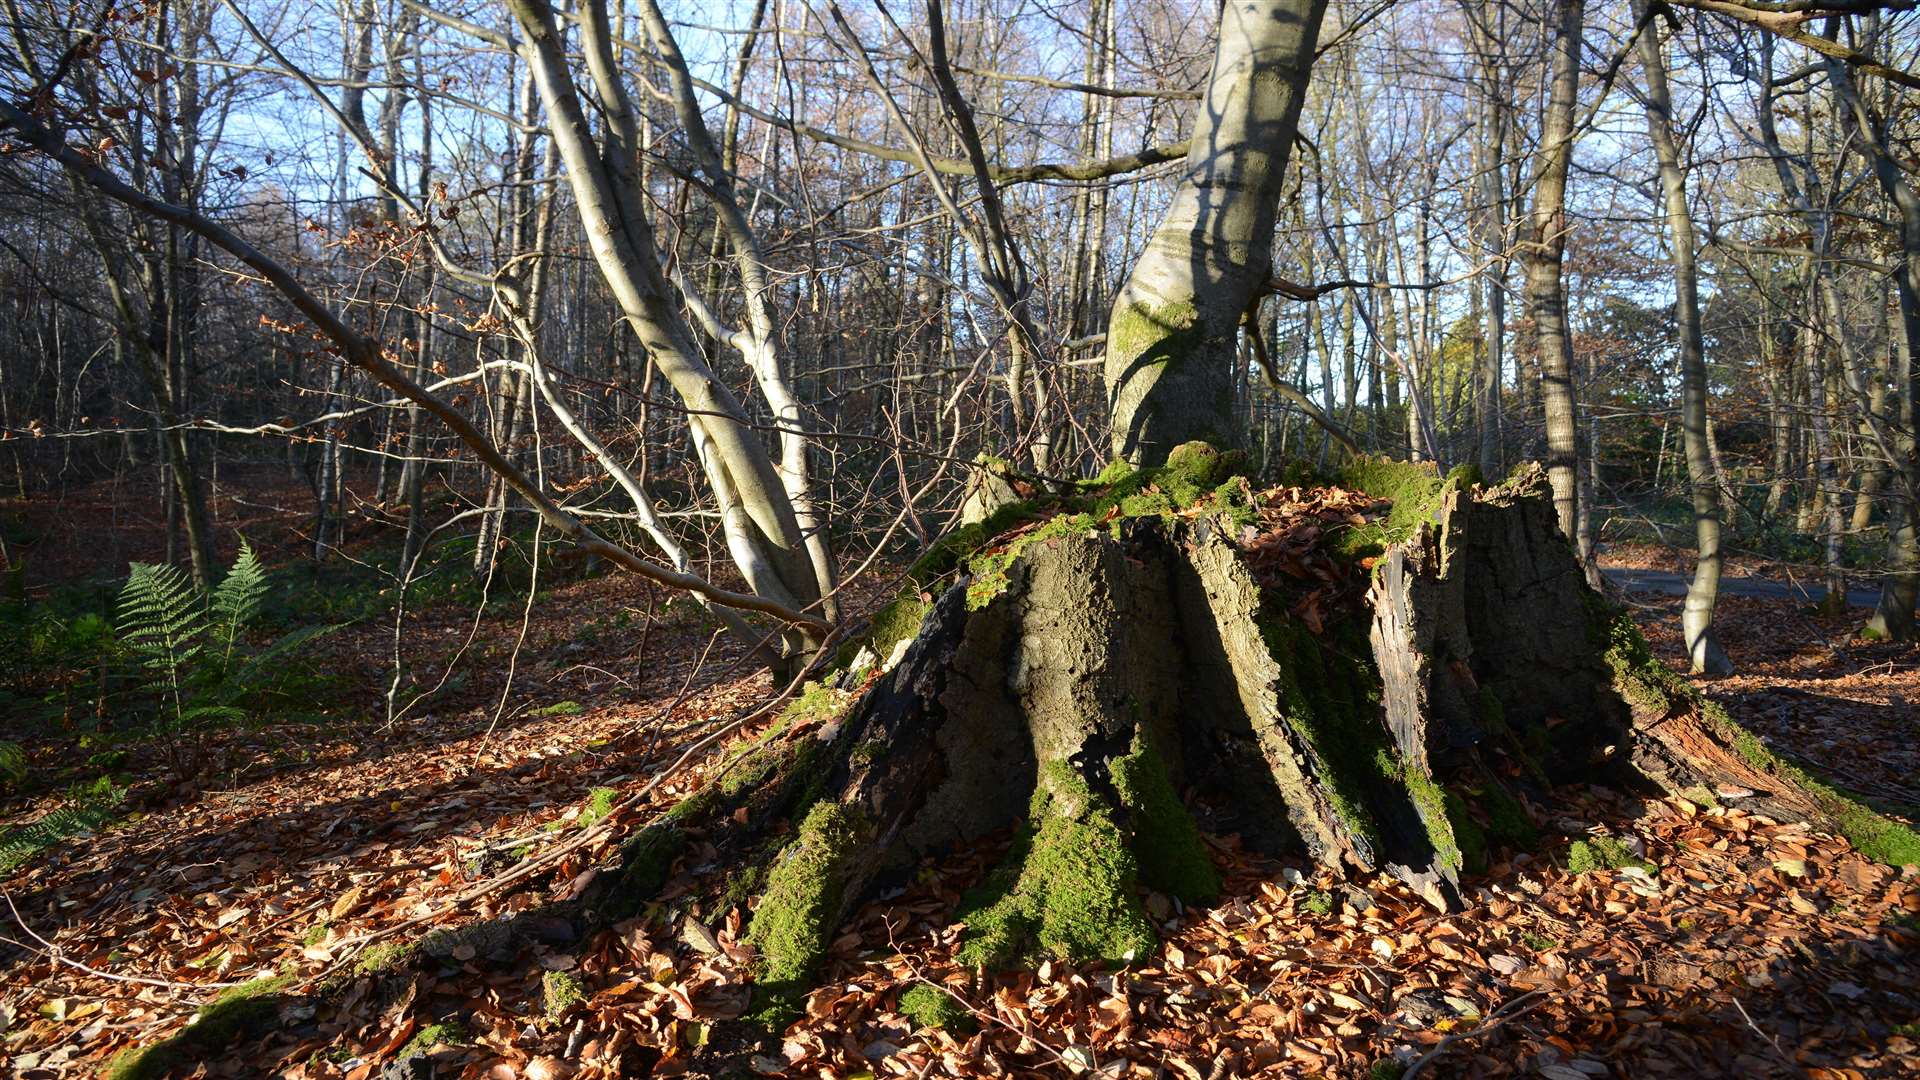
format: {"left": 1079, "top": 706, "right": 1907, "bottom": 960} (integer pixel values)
{"left": 2, "top": 475, "right": 1917, "bottom": 1079}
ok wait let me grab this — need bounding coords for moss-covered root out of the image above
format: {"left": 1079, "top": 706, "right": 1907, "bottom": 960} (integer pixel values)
{"left": 104, "top": 974, "right": 296, "bottom": 1080}
{"left": 1109, "top": 735, "right": 1221, "bottom": 901}
{"left": 956, "top": 762, "right": 1159, "bottom": 970}
{"left": 743, "top": 801, "right": 870, "bottom": 1022}
{"left": 1603, "top": 607, "right": 1920, "bottom": 869}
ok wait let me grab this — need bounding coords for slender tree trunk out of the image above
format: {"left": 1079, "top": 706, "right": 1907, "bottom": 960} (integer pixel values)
{"left": 1636, "top": 7, "right": 1729, "bottom": 673}
{"left": 1522, "top": 0, "right": 1584, "bottom": 543}
{"left": 1822, "top": 30, "right": 1920, "bottom": 636}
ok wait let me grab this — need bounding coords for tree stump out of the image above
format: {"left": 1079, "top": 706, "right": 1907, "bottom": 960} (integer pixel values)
{"left": 599, "top": 450, "right": 1920, "bottom": 1019}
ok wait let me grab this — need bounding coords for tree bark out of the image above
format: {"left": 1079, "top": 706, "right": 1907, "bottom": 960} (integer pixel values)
{"left": 1522, "top": 0, "right": 1584, "bottom": 543}
{"left": 604, "top": 461, "right": 1920, "bottom": 1013}
{"left": 1103, "top": 0, "right": 1329, "bottom": 464}
{"left": 1635, "top": 7, "right": 1731, "bottom": 674}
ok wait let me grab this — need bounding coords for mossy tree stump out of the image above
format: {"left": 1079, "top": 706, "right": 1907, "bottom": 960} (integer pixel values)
{"left": 605, "top": 449, "right": 1920, "bottom": 1018}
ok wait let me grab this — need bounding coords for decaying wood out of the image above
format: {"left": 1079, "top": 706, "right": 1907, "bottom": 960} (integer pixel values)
{"left": 607, "top": 466, "right": 1916, "bottom": 996}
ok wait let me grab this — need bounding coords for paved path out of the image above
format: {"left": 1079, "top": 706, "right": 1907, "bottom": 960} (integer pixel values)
{"left": 1601, "top": 567, "right": 1882, "bottom": 610}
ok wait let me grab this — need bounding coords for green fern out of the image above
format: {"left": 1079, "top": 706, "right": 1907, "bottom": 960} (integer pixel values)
{"left": 117, "top": 562, "right": 205, "bottom": 719}
{"left": 210, "top": 539, "right": 267, "bottom": 664}
{"left": 0, "top": 740, "right": 25, "bottom": 785}
{"left": 0, "top": 777, "right": 123, "bottom": 877}
{"left": 223, "top": 624, "right": 336, "bottom": 698}
{"left": 112, "top": 547, "right": 339, "bottom": 765}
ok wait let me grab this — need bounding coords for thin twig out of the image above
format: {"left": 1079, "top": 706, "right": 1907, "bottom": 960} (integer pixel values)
{"left": 1403, "top": 988, "right": 1555, "bottom": 1079}
{"left": 2, "top": 890, "right": 251, "bottom": 991}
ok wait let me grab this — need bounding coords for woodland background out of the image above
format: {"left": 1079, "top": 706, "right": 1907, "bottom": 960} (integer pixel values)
{"left": 1, "top": 0, "right": 1918, "bottom": 1075}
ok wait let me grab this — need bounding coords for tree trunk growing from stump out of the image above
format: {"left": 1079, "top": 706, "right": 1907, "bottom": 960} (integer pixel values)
{"left": 602, "top": 450, "right": 1920, "bottom": 1020}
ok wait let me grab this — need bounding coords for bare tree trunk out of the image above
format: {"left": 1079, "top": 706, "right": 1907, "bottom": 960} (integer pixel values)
{"left": 1636, "top": 5, "right": 1730, "bottom": 673}
{"left": 506, "top": 0, "right": 827, "bottom": 660}
{"left": 1522, "top": 0, "right": 1584, "bottom": 543}
{"left": 1822, "top": 24, "right": 1920, "bottom": 637}
{"left": 1103, "top": 0, "right": 1329, "bottom": 464}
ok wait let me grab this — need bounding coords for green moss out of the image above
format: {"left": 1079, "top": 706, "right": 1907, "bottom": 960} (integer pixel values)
{"left": 867, "top": 596, "right": 931, "bottom": 665}
{"left": 898, "top": 984, "right": 976, "bottom": 1033}
{"left": 1109, "top": 734, "right": 1219, "bottom": 902}
{"left": 1442, "top": 789, "right": 1488, "bottom": 873}
{"left": 964, "top": 512, "right": 1098, "bottom": 609}
{"left": 1594, "top": 604, "right": 1692, "bottom": 718}
{"left": 1477, "top": 782, "right": 1538, "bottom": 846}
{"left": 1394, "top": 756, "right": 1463, "bottom": 873}
{"left": 746, "top": 802, "right": 869, "bottom": 997}
{"left": 578, "top": 786, "right": 618, "bottom": 828}
{"left": 906, "top": 499, "right": 1047, "bottom": 592}
{"left": 301, "top": 921, "right": 328, "bottom": 947}
{"left": 1566, "top": 835, "right": 1654, "bottom": 875}
{"left": 354, "top": 939, "right": 419, "bottom": 975}
{"left": 1258, "top": 614, "right": 1389, "bottom": 852}
{"left": 1333, "top": 457, "right": 1463, "bottom": 563}
{"left": 722, "top": 860, "right": 768, "bottom": 910}
{"left": 1109, "top": 298, "right": 1204, "bottom": 382}
{"left": 400, "top": 1020, "right": 470, "bottom": 1057}
{"left": 1369, "top": 1059, "right": 1409, "bottom": 1080}
{"left": 1301, "top": 889, "right": 1333, "bottom": 915}
{"left": 1091, "top": 459, "right": 1138, "bottom": 486}
{"left": 780, "top": 680, "right": 852, "bottom": 730}
{"left": 1081, "top": 442, "right": 1252, "bottom": 529}
{"left": 528, "top": 700, "right": 584, "bottom": 718}
{"left": 956, "top": 762, "right": 1157, "bottom": 969}
{"left": 1600, "top": 606, "right": 1920, "bottom": 869}
{"left": 542, "top": 970, "right": 587, "bottom": 1022}
{"left": 103, "top": 974, "right": 296, "bottom": 1080}
{"left": 604, "top": 786, "right": 724, "bottom": 917}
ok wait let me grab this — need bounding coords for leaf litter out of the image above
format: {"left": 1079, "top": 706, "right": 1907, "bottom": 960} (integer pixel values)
{"left": 0, "top": 487, "right": 1916, "bottom": 1079}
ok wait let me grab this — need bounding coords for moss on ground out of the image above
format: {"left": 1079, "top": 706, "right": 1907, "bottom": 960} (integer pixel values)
{"left": 528, "top": 700, "right": 584, "bottom": 718}
{"left": 745, "top": 801, "right": 870, "bottom": 1022}
{"left": 399, "top": 1020, "right": 470, "bottom": 1057}
{"left": 103, "top": 974, "right": 296, "bottom": 1080}
{"left": 542, "top": 970, "right": 587, "bottom": 1021}
{"left": 955, "top": 762, "right": 1157, "bottom": 969}
{"left": 1594, "top": 601, "right": 1920, "bottom": 868}
{"left": 898, "top": 984, "right": 976, "bottom": 1033}
{"left": 578, "top": 786, "right": 618, "bottom": 827}
{"left": 1566, "top": 835, "right": 1655, "bottom": 875}
{"left": 353, "top": 938, "right": 420, "bottom": 975}
{"left": 1109, "top": 733, "right": 1219, "bottom": 902}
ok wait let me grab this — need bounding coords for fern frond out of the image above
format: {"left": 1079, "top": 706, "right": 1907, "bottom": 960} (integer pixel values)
{"left": 178, "top": 704, "right": 246, "bottom": 725}
{"left": 211, "top": 539, "right": 267, "bottom": 661}
{"left": 221, "top": 624, "right": 340, "bottom": 700}
{"left": 117, "top": 562, "right": 206, "bottom": 709}
{"left": 0, "top": 780, "right": 123, "bottom": 877}
{"left": 0, "top": 741, "right": 25, "bottom": 784}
